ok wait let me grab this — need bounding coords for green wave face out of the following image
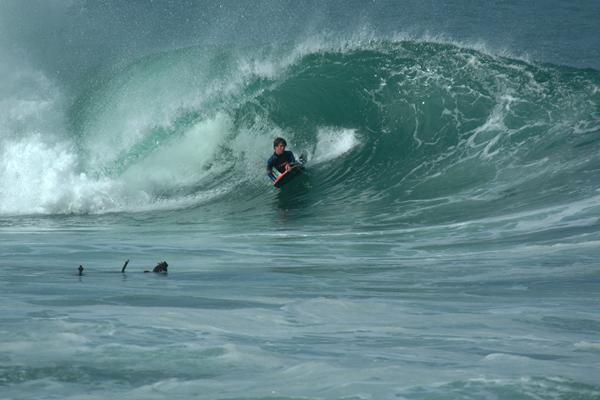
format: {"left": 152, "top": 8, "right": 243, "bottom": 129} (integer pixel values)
{"left": 244, "top": 41, "right": 600, "bottom": 225}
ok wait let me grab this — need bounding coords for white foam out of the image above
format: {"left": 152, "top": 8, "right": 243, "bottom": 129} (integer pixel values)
{"left": 311, "top": 127, "right": 360, "bottom": 164}
{"left": 484, "top": 353, "right": 533, "bottom": 362}
{"left": 574, "top": 341, "right": 600, "bottom": 351}
{"left": 0, "top": 135, "right": 117, "bottom": 214}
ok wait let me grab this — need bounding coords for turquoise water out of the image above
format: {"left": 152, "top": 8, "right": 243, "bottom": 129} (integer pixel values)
{"left": 1, "top": 1, "right": 600, "bottom": 399}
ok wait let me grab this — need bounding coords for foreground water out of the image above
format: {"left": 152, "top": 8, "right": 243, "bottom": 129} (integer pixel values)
{"left": 2, "top": 1, "right": 600, "bottom": 399}
{"left": 2, "top": 206, "right": 599, "bottom": 399}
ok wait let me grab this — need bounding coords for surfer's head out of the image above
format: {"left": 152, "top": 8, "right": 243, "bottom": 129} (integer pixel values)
{"left": 274, "top": 137, "right": 287, "bottom": 155}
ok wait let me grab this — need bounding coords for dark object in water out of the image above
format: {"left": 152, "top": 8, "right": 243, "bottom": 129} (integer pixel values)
{"left": 78, "top": 265, "right": 84, "bottom": 276}
{"left": 145, "top": 261, "right": 168, "bottom": 274}
{"left": 121, "top": 259, "right": 130, "bottom": 273}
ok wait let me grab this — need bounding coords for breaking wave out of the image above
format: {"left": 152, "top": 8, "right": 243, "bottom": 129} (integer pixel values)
{"left": 1, "top": 38, "right": 599, "bottom": 228}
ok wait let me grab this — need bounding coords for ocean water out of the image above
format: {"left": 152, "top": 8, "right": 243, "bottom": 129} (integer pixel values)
{"left": 1, "top": 1, "right": 600, "bottom": 399}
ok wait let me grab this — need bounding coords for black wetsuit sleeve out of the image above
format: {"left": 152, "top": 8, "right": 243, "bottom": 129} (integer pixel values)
{"left": 288, "top": 151, "right": 296, "bottom": 164}
{"left": 266, "top": 155, "right": 276, "bottom": 181}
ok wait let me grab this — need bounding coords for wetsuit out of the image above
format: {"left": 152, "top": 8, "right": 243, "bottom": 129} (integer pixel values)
{"left": 267, "top": 150, "right": 296, "bottom": 181}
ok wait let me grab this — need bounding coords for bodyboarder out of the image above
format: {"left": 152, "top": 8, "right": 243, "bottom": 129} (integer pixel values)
{"left": 266, "top": 137, "right": 297, "bottom": 182}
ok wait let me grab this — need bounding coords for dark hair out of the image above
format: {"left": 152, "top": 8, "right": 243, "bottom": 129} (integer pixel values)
{"left": 273, "top": 137, "right": 287, "bottom": 147}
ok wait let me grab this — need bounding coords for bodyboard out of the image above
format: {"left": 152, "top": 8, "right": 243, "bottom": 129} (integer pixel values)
{"left": 273, "top": 164, "right": 303, "bottom": 188}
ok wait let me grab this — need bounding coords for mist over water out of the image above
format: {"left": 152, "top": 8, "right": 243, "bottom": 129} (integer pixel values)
{"left": 1, "top": 1, "right": 600, "bottom": 399}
